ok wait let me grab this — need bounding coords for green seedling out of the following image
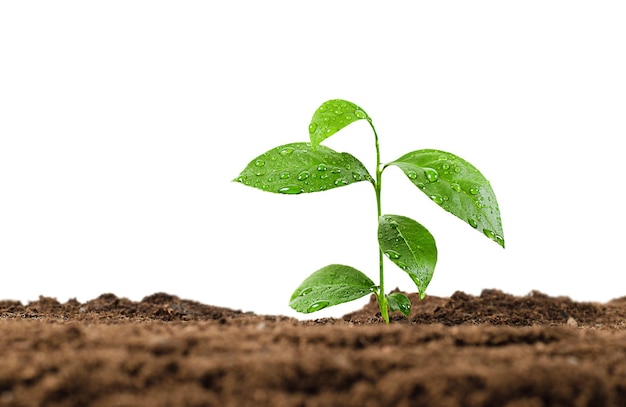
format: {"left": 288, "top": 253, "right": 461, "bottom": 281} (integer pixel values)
{"left": 234, "top": 99, "right": 504, "bottom": 323}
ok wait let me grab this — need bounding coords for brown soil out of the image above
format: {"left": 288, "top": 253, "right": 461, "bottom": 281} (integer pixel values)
{"left": 2, "top": 289, "right": 626, "bottom": 407}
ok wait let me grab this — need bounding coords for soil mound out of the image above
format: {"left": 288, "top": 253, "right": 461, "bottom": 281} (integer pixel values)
{"left": 1, "top": 289, "right": 625, "bottom": 406}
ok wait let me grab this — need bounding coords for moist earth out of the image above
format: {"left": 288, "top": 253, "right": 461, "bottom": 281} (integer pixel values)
{"left": 1, "top": 289, "right": 626, "bottom": 407}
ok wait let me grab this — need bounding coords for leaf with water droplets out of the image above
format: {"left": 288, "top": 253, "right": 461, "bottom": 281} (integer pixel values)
{"left": 387, "top": 292, "right": 411, "bottom": 317}
{"left": 309, "top": 99, "right": 371, "bottom": 148}
{"left": 289, "top": 264, "right": 376, "bottom": 314}
{"left": 378, "top": 214, "right": 437, "bottom": 299}
{"left": 233, "top": 142, "right": 373, "bottom": 194}
{"left": 386, "top": 150, "right": 504, "bottom": 248}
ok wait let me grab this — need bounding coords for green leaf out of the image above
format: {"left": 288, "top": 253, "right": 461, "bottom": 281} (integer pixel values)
{"left": 289, "top": 264, "right": 376, "bottom": 314}
{"left": 387, "top": 149, "right": 505, "bottom": 248}
{"left": 378, "top": 214, "right": 437, "bottom": 299}
{"left": 233, "top": 142, "right": 373, "bottom": 194}
{"left": 387, "top": 292, "right": 411, "bottom": 317}
{"left": 309, "top": 99, "right": 371, "bottom": 148}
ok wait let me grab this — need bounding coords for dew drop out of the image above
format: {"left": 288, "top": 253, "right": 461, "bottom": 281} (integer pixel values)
{"left": 307, "top": 300, "right": 330, "bottom": 313}
{"left": 279, "top": 147, "right": 294, "bottom": 156}
{"left": 308, "top": 123, "right": 317, "bottom": 134}
{"left": 334, "top": 178, "right": 348, "bottom": 186}
{"left": 384, "top": 250, "right": 401, "bottom": 260}
{"left": 330, "top": 167, "right": 342, "bottom": 174}
{"left": 468, "top": 218, "right": 478, "bottom": 228}
{"left": 297, "top": 171, "right": 310, "bottom": 181}
{"left": 267, "top": 176, "right": 275, "bottom": 182}
{"left": 469, "top": 187, "right": 479, "bottom": 195}
{"left": 300, "top": 287, "right": 313, "bottom": 296}
{"left": 424, "top": 168, "right": 439, "bottom": 183}
{"left": 318, "top": 105, "right": 327, "bottom": 112}
{"left": 320, "top": 173, "right": 328, "bottom": 179}
{"left": 278, "top": 185, "right": 304, "bottom": 195}
{"left": 483, "top": 229, "right": 496, "bottom": 240}
{"left": 442, "top": 163, "right": 450, "bottom": 170}
{"left": 255, "top": 160, "right": 265, "bottom": 167}
{"left": 429, "top": 195, "right": 444, "bottom": 205}
{"left": 385, "top": 218, "right": 399, "bottom": 228}
{"left": 451, "top": 183, "right": 461, "bottom": 192}
{"left": 254, "top": 171, "right": 265, "bottom": 177}
{"left": 280, "top": 172, "right": 290, "bottom": 179}
{"left": 407, "top": 170, "right": 417, "bottom": 179}
{"left": 236, "top": 175, "right": 246, "bottom": 183}
{"left": 334, "top": 109, "right": 343, "bottom": 115}
{"left": 416, "top": 183, "right": 425, "bottom": 190}
{"left": 317, "top": 163, "right": 327, "bottom": 171}
{"left": 352, "top": 173, "right": 362, "bottom": 181}
{"left": 354, "top": 109, "right": 366, "bottom": 119}
{"left": 495, "top": 235, "right": 505, "bottom": 248}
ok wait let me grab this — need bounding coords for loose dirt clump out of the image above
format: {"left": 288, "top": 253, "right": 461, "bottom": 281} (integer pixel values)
{"left": 1, "top": 289, "right": 626, "bottom": 406}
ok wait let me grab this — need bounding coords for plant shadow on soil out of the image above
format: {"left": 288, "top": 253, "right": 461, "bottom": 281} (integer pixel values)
{"left": 2, "top": 289, "right": 626, "bottom": 407}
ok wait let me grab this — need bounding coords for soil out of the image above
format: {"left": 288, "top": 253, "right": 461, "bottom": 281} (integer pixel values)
{"left": 1, "top": 289, "right": 626, "bottom": 407}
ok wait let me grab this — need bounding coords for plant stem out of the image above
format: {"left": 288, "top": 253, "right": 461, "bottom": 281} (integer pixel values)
{"left": 369, "top": 120, "right": 389, "bottom": 324}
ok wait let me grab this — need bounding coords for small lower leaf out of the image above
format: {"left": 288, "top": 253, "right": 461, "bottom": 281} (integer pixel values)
{"left": 378, "top": 214, "right": 437, "bottom": 299}
{"left": 387, "top": 292, "right": 411, "bottom": 317}
{"left": 289, "top": 264, "right": 376, "bottom": 314}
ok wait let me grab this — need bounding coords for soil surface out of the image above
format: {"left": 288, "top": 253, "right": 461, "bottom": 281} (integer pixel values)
{"left": 2, "top": 289, "right": 626, "bottom": 407}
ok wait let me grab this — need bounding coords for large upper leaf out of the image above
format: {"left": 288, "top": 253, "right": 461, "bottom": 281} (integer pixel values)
{"left": 309, "top": 99, "right": 371, "bottom": 148}
{"left": 387, "top": 149, "right": 504, "bottom": 248}
{"left": 233, "top": 142, "right": 373, "bottom": 194}
{"left": 289, "top": 264, "right": 376, "bottom": 313}
{"left": 378, "top": 214, "right": 437, "bottom": 299}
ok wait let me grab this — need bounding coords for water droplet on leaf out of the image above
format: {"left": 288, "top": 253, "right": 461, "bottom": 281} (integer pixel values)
{"left": 280, "top": 172, "right": 290, "bottom": 179}
{"left": 255, "top": 160, "right": 265, "bottom": 167}
{"left": 352, "top": 173, "right": 362, "bottom": 181}
{"left": 334, "top": 178, "right": 348, "bottom": 186}
{"left": 278, "top": 185, "right": 304, "bottom": 195}
{"left": 430, "top": 195, "right": 444, "bottom": 205}
{"left": 354, "top": 109, "right": 366, "bottom": 119}
{"left": 451, "top": 183, "right": 461, "bottom": 192}
{"left": 468, "top": 218, "right": 478, "bottom": 228}
{"left": 407, "top": 171, "right": 417, "bottom": 179}
{"left": 317, "top": 163, "right": 327, "bottom": 171}
{"left": 307, "top": 300, "right": 330, "bottom": 313}
{"left": 297, "top": 171, "right": 310, "bottom": 181}
{"left": 279, "top": 147, "right": 294, "bottom": 156}
{"left": 469, "top": 187, "right": 479, "bottom": 195}
{"left": 384, "top": 250, "right": 401, "bottom": 259}
{"left": 424, "top": 168, "right": 439, "bottom": 183}
{"left": 308, "top": 123, "right": 317, "bottom": 134}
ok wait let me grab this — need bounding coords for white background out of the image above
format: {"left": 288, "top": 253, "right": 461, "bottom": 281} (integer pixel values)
{"left": 1, "top": 2, "right": 625, "bottom": 319}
